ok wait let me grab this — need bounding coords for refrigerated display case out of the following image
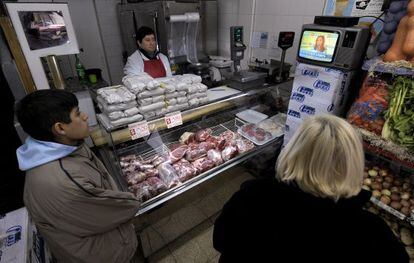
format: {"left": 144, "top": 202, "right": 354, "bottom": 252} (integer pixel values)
{"left": 90, "top": 84, "right": 286, "bottom": 216}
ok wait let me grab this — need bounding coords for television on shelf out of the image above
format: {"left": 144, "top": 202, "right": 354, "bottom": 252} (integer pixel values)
{"left": 296, "top": 24, "right": 370, "bottom": 71}
{"left": 5, "top": 2, "right": 79, "bottom": 89}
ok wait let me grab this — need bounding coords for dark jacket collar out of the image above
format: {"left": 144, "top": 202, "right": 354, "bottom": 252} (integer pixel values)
{"left": 139, "top": 48, "right": 160, "bottom": 60}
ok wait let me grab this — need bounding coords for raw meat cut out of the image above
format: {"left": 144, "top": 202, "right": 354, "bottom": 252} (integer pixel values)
{"left": 126, "top": 171, "right": 146, "bottom": 185}
{"left": 185, "top": 144, "right": 207, "bottom": 161}
{"left": 221, "top": 145, "right": 238, "bottom": 161}
{"left": 195, "top": 128, "right": 212, "bottom": 142}
{"left": 172, "top": 159, "right": 198, "bottom": 182}
{"left": 169, "top": 144, "right": 189, "bottom": 163}
{"left": 207, "top": 149, "right": 223, "bottom": 166}
{"left": 146, "top": 176, "right": 167, "bottom": 195}
{"left": 192, "top": 157, "right": 216, "bottom": 173}
{"left": 157, "top": 163, "right": 181, "bottom": 188}
{"left": 234, "top": 138, "right": 254, "bottom": 153}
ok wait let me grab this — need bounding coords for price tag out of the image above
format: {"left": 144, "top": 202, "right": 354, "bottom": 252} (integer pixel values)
{"left": 128, "top": 121, "right": 150, "bottom": 140}
{"left": 164, "top": 111, "right": 183, "bottom": 129}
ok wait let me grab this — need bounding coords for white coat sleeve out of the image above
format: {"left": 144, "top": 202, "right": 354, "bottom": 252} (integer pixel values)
{"left": 123, "top": 51, "right": 144, "bottom": 76}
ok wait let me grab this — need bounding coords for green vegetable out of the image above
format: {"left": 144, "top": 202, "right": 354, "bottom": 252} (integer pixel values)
{"left": 381, "top": 76, "right": 414, "bottom": 151}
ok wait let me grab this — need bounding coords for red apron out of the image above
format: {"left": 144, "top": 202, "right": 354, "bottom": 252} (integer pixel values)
{"left": 143, "top": 58, "right": 166, "bottom": 78}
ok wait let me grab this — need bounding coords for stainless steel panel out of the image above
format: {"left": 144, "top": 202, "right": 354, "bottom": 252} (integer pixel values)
{"left": 117, "top": 1, "right": 217, "bottom": 65}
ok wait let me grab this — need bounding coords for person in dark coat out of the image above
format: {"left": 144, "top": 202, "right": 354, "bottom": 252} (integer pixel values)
{"left": 213, "top": 114, "right": 409, "bottom": 263}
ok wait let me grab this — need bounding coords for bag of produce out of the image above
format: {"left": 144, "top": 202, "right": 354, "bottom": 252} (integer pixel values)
{"left": 347, "top": 75, "right": 389, "bottom": 135}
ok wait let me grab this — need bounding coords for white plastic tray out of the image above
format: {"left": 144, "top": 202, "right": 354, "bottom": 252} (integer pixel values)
{"left": 236, "top": 109, "right": 268, "bottom": 124}
{"left": 237, "top": 124, "right": 274, "bottom": 146}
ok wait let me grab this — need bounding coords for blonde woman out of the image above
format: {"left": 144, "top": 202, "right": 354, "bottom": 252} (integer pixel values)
{"left": 213, "top": 115, "right": 408, "bottom": 262}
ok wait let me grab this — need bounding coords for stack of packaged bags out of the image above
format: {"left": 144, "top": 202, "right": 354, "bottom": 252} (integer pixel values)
{"left": 97, "top": 73, "right": 209, "bottom": 127}
{"left": 97, "top": 85, "right": 143, "bottom": 126}
{"left": 122, "top": 73, "right": 208, "bottom": 119}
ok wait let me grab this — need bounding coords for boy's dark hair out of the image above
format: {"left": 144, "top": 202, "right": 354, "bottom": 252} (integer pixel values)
{"left": 16, "top": 89, "right": 78, "bottom": 142}
{"left": 135, "top": 26, "right": 155, "bottom": 43}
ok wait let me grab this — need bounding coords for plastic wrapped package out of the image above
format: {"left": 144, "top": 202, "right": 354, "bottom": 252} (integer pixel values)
{"left": 187, "top": 92, "right": 207, "bottom": 100}
{"left": 137, "top": 88, "right": 165, "bottom": 99}
{"left": 122, "top": 75, "right": 152, "bottom": 94}
{"left": 176, "top": 96, "right": 188, "bottom": 104}
{"left": 174, "top": 75, "right": 193, "bottom": 84}
{"left": 183, "top": 74, "right": 202, "bottom": 83}
{"left": 188, "top": 98, "right": 200, "bottom": 107}
{"left": 196, "top": 83, "right": 208, "bottom": 93}
{"left": 97, "top": 86, "right": 136, "bottom": 104}
{"left": 165, "top": 91, "right": 187, "bottom": 99}
{"left": 137, "top": 97, "right": 153, "bottom": 106}
{"left": 108, "top": 111, "right": 125, "bottom": 121}
{"left": 97, "top": 96, "right": 138, "bottom": 113}
{"left": 347, "top": 75, "right": 389, "bottom": 135}
{"left": 157, "top": 76, "right": 175, "bottom": 84}
{"left": 152, "top": 95, "right": 165, "bottom": 103}
{"left": 110, "top": 114, "right": 143, "bottom": 126}
{"left": 198, "top": 97, "right": 208, "bottom": 104}
{"left": 166, "top": 102, "right": 189, "bottom": 112}
{"left": 187, "top": 85, "right": 199, "bottom": 94}
{"left": 175, "top": 82, "right": 188, "bottom": 92}
{"left": 155, "top": 108, "right": 168, "bottom": 116}
{"left": 124, "top": 107, "right": 140, "bottom": 117}
{"left": 146, "top": 79, "right": 160, "bottom": 90}
{"left": 138, "top": 101, "right": 165, "bottom": 113}
{"left": 157, "top": 163, "right": 181, "bottom": 188}
{"left": 166, "top": 98, "right": 177, "bottom": 106}
{"left": 160, "top": 83, "right": 176, "bottom": 93}
{"left": 143, "top": 111, "right": 156, "bottom": 119}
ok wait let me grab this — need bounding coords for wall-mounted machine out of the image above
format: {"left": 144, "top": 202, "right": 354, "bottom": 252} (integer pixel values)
{"left": 227, "top": 26, "right": 267, "bottom": 90}
{"left": 117, "top": 0, "right": 218, "bottom": 75}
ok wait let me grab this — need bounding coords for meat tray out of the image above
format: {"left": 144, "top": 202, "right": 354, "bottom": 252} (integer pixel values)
{"left": 237, "top": 123, "right": 276, "bottom": 146}
{"left": 116, "top": 119, "right": 264, "bottom": 215}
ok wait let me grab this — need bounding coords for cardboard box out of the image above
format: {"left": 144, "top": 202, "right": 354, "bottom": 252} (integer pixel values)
{"left": 0, "top": 208, "right": 54, "bottom": 263}
{"left": 0, "top": 208, "right": 29, "bottom": 263}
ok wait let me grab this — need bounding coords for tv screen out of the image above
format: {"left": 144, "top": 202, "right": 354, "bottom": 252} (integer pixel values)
{"left": 298, "top": 30, "right": 340, "bottom": 63}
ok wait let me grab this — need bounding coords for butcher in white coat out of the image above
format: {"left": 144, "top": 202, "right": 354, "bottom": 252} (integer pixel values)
{"left": 124, "top": 26, "right": 172, "bottom": 78}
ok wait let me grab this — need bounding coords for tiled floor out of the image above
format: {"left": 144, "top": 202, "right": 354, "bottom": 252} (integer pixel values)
{"left": 149, "top": 215, "right": 220, "bottom": 263}
{"left": 133, "top": 167, "right": 256, "bottom": 263}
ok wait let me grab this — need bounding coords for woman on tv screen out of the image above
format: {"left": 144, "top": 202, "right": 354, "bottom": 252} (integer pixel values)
{"left": 314, "top": 35, "right": 326, "bottom": 53}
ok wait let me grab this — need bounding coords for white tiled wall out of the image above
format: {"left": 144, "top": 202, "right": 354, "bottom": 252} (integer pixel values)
{"left": 218, "top": 0, "right": 326, "bottom": 70}
{"left": 94, "top": 0, "right": 125, "bottom": 85}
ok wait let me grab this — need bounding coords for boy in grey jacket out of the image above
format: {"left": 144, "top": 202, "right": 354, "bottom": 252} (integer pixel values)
{"left": 16, "top": 90, "right": 140, "bottom": 263}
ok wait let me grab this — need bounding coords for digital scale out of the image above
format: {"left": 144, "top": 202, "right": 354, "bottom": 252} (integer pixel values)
{"left": 226, "top": 26, "right": 267, "bottom": 90}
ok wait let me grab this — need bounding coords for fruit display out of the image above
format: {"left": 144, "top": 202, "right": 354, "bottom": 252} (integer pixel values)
{"left": 363, "top": 163, "right": 414, "bottom": 217}
{"left": 363, "top": 159, "right": 414, "bottom": 260}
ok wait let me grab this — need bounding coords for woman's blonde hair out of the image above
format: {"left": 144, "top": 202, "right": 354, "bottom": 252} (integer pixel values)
{"left": 276, "top": 114, "right": 364, "bottom": 201}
